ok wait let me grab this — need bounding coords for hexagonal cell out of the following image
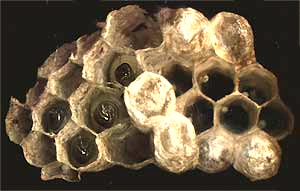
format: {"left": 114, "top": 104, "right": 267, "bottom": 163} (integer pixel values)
{"left": 184, "top": 97, "right": 214, "bottom": 135}
{"left": 162, "top": 64, "right": 193, "bottom": 97}
{"left": 215, "top": 94, "right": 258, "bottom": 134}
{"left": 238, "top": 64, "right": 278, "bottom": 105}
{"left": 69, "top": 82, "right": 128, "bottom": 133}
{"left": 102, "top": 5, "right": 162, "bottom": 49}
{"left": 210, "top": 12, "right": 255, "bottom": 66}
{"left": 258, "top": 98, "right": 294, "bottom": 140}
{"left": 82, "top": 39, "right": 142, "bottom": 86}
{"left": 5, "top": 97, "right": 33, "bottom": 144}
{"left": 41, "top": 100, "right": 71, "bottom": 135}
{"left": 56, "top": 120, "right": 111, "bottom": 172}
{"left": 41, "top": 161, "right": 80, "bottom": 182}
{"left": 195, "top": 57, "right": 236, "bottom": 101}
{"left": 107, "top": 51, "right": 143, "bottom": 86}
{"left": 32, "top": 93, "right": 72, "bottom": 136}
{"left": 99, "top": 120, "right": 153, "bottom": 169}
{"left": 38, "top": 42, "right": 76, "bottom": 79}
{"left": 46, "top": 61, "right": 83, "bottom": 99}
{"left": 67, "top": 129, "right": 99, "bottom": 168}
{"left": 20, "top": 131, "right": 56, "bottom": 168}
{"left": 233, "top": 131, "right": 281, "bottom": 181}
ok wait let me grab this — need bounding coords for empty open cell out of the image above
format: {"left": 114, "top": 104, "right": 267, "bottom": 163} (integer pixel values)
{"left": 199, "top": 69, "right": 235, "bottom": 101}
{"left": 184, "top": 97, "right": 214, "bottom": 134}
{"left": 238, "top": 65, "right": 278, "bottom": 105}
{"left": 42, "top": 100, "right": 72, "bottom": 134}
{"left": 258, "top": 99, "right": 294, "bottom": 140}
{"left": 163, "top": 64, "right": 193, "bottom": 97}
{"left": 217, "top": 96, "right": 257, "bottom": 134}
{"left": 67, "top": 129, "right": 99, "bottom": 168}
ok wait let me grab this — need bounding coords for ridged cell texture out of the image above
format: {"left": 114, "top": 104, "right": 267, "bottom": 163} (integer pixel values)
{"left": 5, "top": 5, "right": 294, "bottom": 182}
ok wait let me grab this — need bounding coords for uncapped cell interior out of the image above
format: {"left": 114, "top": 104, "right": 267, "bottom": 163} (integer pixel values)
{"left": 199, "top": 69, "right": 234, "bottom": 101}
{"left": 93, "top": 101, "right": 119, "bottom": 129}
{"left": 41, "top": 100, "right": 71, "bottom": 134}
{"left": 163, "top": 64, "right": 193, "bottom": 97}
{"left": 185, "top": 98, "right": 214, "bottom": 134}
{"left": 238, "top": 71, "right": 274, "bottom": 105}
{"left": 219, "top": 99, "right": 254, "bottom": 134}
{"left": 67, "top": 129, "right": 99, "bottom": 168}
{"left": 114, "top": 63, "right": 135, "bottom": 86}
{"left": 89, "top": 91, "right": 128, "bottom": 134}
{"left": 258, "top": 101, "right": 291, "bottom": 138}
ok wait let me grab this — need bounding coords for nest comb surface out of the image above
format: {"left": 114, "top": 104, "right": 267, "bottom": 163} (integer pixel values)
{"left": 5, "top": 5, "right": 294, "bottom": 182}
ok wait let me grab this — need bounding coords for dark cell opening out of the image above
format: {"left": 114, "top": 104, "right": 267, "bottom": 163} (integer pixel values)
{"left": 93, "top": 101, "right": 119, "bottom": 129}
{"left": 124, "top": 130, "right": 152, "bottom": 164}
{"left": 42, "top": 101, "right": 71, "bottom": 134}
{"left": 114, "top": 63, "right": 135, "bottom": 86}
{"left": 199, "top": 70, "right": 234, "bottom": 101}
{"left": 185, "top": 98, "right": 214, "bottom": 134}
{"left": 68, "top": 130, "right": 98, "bottom": 168}
{"left": 164, "top": 64, "right": 193, "bottom": 97}
{"left": 258, "top": 104, "right": 290, "bottom": 138}
{"left": 220, "top": 102, "right": 251, "bottom": 134}
{"left": 239, "top": 77, "right": 273, "bottom": 105}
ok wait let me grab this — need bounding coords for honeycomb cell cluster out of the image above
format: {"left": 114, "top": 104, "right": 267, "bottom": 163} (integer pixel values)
{"left": 5, "top": 5, "right": 294, "bottom": 182}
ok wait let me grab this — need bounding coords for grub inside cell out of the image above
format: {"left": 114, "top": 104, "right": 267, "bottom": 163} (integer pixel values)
{"left": 185, "top": 98, "right": 214, "bottom": 134}
{"left": 42, "top": 101, "right": 71, "bottom": 134}
{"left": 259, "top": 103, "right": 291, "bottom": 138}
{"left": 220, "top": 102, "right": 252, "bottom": 134}
{"left": 199, "top": 70, "right": 234, "bottom": 101}
{"left": 68, "top": 130, "right": 98, "bottom": 168}
{"left": 164, "top": 64, "right": 193, "bottom": 97}
{"left": 93, "top": 101, "right": 119, "bottom": 129}
{"left": 114, "top": 63, "right": 135, "bottom": 86}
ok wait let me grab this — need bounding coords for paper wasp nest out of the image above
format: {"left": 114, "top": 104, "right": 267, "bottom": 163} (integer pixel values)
{"left": 5, "top": 5, "right": 294, "bottom": 182}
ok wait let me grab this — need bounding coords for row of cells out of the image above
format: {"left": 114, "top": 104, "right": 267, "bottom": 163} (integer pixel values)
{"left": 161, "top": 57, "right": 277, "bottom": 105}
{"left": 23, "top": 120, "right": 152, "bottom": 170}
{"left": 184, "top": 93, "right": 292, "bottom": 140}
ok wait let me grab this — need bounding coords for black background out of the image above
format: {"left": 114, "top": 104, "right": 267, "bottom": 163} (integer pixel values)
{"left": 2, "top": 0, "right": 300, "bottom": 190}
